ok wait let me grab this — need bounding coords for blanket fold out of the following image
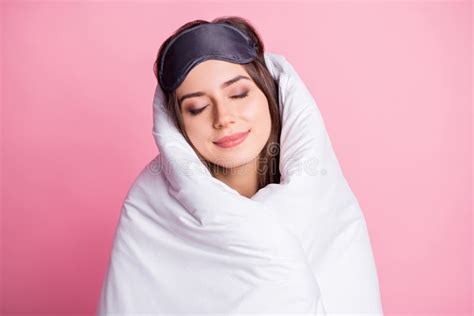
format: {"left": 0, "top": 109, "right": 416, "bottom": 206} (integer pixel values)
{"left": 97, "top": 52, "right": 383, "bottom": 315}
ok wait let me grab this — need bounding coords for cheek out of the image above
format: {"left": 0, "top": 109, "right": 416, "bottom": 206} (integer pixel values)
{"left": 243, "top": 94, "right": 272, "bottom": 134}
{"left": 183, "top": 117, "right": 210, "bottom": 149}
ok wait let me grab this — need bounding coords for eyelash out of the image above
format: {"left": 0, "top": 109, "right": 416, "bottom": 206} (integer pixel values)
{"left": 188, "top": 92, "right": 249, "bottom": 116}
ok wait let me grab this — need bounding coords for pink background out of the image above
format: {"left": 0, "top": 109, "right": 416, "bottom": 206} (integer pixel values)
{"left": 1, "top": 1, "right": 471, "bottom": 315}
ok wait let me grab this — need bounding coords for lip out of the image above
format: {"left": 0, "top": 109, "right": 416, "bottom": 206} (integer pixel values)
{"left": 213, "top": 130, "right": 250, "bottom": 148}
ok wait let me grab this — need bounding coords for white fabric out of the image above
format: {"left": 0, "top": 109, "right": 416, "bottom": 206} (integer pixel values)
{"left": 97, "top": 52, "right": 384, "bottom": 315}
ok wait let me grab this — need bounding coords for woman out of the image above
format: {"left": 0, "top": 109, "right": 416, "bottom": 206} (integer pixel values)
{"left": 97, "top": 16, "right": 384, "bottom": 315}
{"left": 154, "top": 17, "right": 282, "bottom": 199}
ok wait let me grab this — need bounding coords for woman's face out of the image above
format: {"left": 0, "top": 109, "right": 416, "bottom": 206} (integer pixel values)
{"left": 176, "top": 59, "right": 272, "bottom": 169}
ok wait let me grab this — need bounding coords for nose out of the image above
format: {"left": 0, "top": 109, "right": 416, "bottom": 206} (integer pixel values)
{"left": 212, "top": 101, "right": 236, "bottom": 129}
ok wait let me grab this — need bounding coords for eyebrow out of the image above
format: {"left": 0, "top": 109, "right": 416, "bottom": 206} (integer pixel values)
{"left": 178, "top": 75, "right": 251, "bottom": 104}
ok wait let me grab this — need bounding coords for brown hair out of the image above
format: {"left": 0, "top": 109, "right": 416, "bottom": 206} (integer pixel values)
{"left": 153, "top": 16, "right": 281, "bottom": 190}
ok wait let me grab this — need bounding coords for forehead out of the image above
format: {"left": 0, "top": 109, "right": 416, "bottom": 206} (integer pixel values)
{"left": 176, "top": 59, "right": 250, "bottom": 95}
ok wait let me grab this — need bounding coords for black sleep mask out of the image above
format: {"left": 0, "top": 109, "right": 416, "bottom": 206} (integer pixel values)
{"left": 158, "top": 22, "right": 259, "bottom": 92}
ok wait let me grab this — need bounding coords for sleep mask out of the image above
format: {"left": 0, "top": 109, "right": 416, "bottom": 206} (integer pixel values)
{"left": 158, "top": 22, "right": 259, "bottom": 92}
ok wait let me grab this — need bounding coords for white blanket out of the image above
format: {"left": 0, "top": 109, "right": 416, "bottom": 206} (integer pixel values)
{"left": 97, "top": 52, "right": 384, "bottom": 315}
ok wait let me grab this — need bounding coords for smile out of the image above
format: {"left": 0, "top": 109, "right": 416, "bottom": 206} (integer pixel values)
{"left": 213, "top": 129, "right": 250, "bottom": 149}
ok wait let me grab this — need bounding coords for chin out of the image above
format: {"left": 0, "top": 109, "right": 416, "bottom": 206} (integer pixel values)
{"left": 211, "top": 152, "right": 258, "bottom": 170}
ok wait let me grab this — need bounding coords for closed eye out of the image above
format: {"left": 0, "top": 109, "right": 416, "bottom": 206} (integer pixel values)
{"left": 230, "top": 92, "right": 248, "bottom": 99}
{"left": 188, "top": 106, "right": 207, "bottom": 116}
{"left": 187, "top": 92, "right": 249, "bottom": 116}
